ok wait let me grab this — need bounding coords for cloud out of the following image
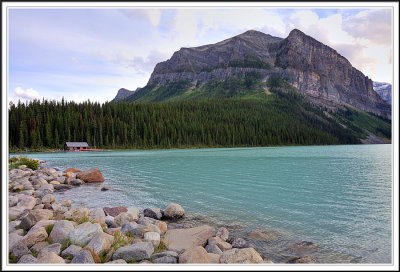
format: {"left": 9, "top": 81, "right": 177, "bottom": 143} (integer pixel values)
{"left": 342, "top": 9, "right": 392, "bottom": 47}
{"left": 144, "top": 9, "right": 161, "bottom": 27}
{"left": 129, "top": 50, "right": 169, "bottom": 75}
{"left": 14, "top": 87, "right": 42, "bottom": 100}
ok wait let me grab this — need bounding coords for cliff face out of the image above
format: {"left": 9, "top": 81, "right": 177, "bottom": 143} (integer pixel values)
{"left": 277, "top": 29, "right": 390, "bottom": 118}
{"left": 121, "top": 29, "right": 391, "bottom": 119}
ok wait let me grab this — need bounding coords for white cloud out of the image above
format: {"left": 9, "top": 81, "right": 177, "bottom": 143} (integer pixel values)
{"left": 14, "top": 87, "right": 42, "bottom": 100}
{"left": 144, "top": 9, "right": 161, "bottom": 27}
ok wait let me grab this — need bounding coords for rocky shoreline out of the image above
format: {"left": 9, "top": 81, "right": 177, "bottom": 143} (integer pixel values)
{"left": 8, "top": 160, "right": 317, "bottom": 264}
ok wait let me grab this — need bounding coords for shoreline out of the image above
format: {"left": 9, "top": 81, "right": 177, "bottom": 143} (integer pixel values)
{"left": 8, "top": 159, "right": 319, "bottom": 264}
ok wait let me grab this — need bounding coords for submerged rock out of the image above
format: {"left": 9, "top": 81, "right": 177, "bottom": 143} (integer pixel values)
{"left": 163, "top": 203, "right": 185, "bottom": 219}
{"left": 164, "top": 225, "right": 215, "bottom": 253}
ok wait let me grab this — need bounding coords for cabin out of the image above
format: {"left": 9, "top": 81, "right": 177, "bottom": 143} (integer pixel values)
{"left": 64, "top": 142, "right": 89, "bottom": 151}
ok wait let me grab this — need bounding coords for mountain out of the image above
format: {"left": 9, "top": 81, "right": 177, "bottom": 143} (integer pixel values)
{"left": 113, "top": 88, "right": 135, "bottom": 102}
{"left": 115, "top": 29, "right": 391, "bottom": 120}
{"left": 373, "top": 81, "right": 392, "bottom": 104}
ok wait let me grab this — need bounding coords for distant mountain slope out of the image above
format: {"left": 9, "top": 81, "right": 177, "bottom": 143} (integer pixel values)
{"left": 373, "top": 81, "right": 392, "bottom": 104}
{"left": 112, "top": 88, "right": 134, "bottom": 102}
{"left": 114, "top": 29, "right": 391, "bottom": 119}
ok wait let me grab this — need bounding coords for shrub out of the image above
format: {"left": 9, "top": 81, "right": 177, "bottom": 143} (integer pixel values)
{"left": 9, "top": 157, "right": 18, "bottom": 163}
{"left": 19, "top": 157, "right": 39, "bottom": 170}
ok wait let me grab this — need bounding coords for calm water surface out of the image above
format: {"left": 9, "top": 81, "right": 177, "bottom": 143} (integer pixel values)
{"left": 13, "top": 145, "right": 392, "bottom": 263}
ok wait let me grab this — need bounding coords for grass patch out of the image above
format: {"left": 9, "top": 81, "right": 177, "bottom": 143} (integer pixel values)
{"left": 9, "top": 156, "right": 39, "bottom": 171}
{"left": 77, "top": 215, "right": 90, "bottom": 224}
{"left": 127, "top": 259, "right": 138, "bottom": 264}
{"left": 9, "top": 253, "right": 18, "bottom": 263}
{"left": 153, "top": 240, "right": 168, "bottom": 254}
{"left": 99, "top": 251, "right": 107, "bottom": 263}
{"left": 112, "top": 231, "right": 133, "bottom": 251}
{"left": 32, "top": 251, "right": 39, "bottom": 258}
{"left": 45, "top": 224, "right": 54, "bottom": 235}
{"left": 60, "top": 238, "right": 71, "bottom": 252}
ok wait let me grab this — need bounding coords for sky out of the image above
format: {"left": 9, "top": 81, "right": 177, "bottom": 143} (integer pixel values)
{"left": 7, "top": 6, "right": 393, "bottom": 104}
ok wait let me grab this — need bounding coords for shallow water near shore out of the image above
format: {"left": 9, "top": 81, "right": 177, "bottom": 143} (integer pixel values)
{"left": 12, "top": 145, "right": 392, "bottom": 263}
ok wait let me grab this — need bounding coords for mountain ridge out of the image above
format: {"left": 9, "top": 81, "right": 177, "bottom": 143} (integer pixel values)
{"left": 114, "top": 29, "right": 391, "bottom": 119}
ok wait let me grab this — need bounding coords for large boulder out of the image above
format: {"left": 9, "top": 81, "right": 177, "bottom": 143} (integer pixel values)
{"left": 20, "top": 227, "right": 48, "bottom": 248}
{"left": 49, "top": 220, "right": 75, "bottom": 244}
{"left": 164, "top": 225, "right": 215, "bottom": 253}
{"left": 63, "top": 207, "right": 89, "bottom": 222}
{"left": 71, "top": 249, "right": 95, "bottom": 264}
{"left": 163, "top": 203, "right": 185, "bottom": 219}
{"left": 143, "top": 208, "right": 163, "bottom": 220}
{"left": 36, "top": 249, "right": 66, "bottom": 263}
{"left": 156, "top": 221, "right": 167, "bottom": 235}
{"left": 153, "top": 256, "right": 178, "bottom": 263}
{"left": 30, "top": 241, "right": 50, "bottom": 255}
{"left": 120, "top": 222, "right": 145, "bottom": 238}
{"left": 30, "top": 219, "right": 57, "bottom": 232}
{"left": 114, "top": 212, "right": 136, "bottom": 227}
{"left": 103, "top": 206, "right": 127, "bottom": 217}
{"left": 179, "top": 246, "right": 210, "bottom": 263}
{"left": 219, "top": 248, "right": 263, "bottom": 264}
{"left": 205, "top": 244, "right": 223, "bottom": 255}
{"left": 69, "top": 222, "right": 103, "bottom": 247}
{"left": 150, "top": 251, "right": 179, "bottom": 260}
{"left": 41, "top": 194, "right": 55, "bottom": 204}
{"left": 30, "top": 209, "right": 53, "bottom": 221}
{"left": 89, "top": 208, "right": 106, "bottom": 226}
{"left": 144, "top": 232, "right": 160, "bottom": 248}
{"left": 86, "top": 232, "right": 114, "bottom": 255}
{"left": 112, "top": 242, "right": 154, "bottom": 262}
{"left": 76, "top": 168, "right": 104, "bottom": 183}
{"left": 9, "top": 195, "right": 37, "bottom": 220}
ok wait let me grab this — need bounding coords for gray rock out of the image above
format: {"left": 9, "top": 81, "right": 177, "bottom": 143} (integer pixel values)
{"left": 30, "top": 241, "right": 50, "bottom": 255}
{"left": 105, "top": 216, "right": 116, "bottom": 228}
{"left": 143, "top": 208, "right": 163, "bottom": 220}
{"left": 153, "top": 256, "right": 178, "bottom": 263}
{"left": 36, "top": 249, "right": 65, "bottom": 263}
{"left": 231, "top": 237, "right": 248, "bottom": 248}
{"left": 42, "top": 243, "right": 62, "bottom": 255}
{"left": 106, "top": 259, "right": 127, "bottom": 264}
{"left": 68, "top": 222, "right": 103, "bottom": 247}
{"left": 137, "top": 216, "right": 157, "bottom": 226}
{"left": 163, "top": 203, "right": 185, "bottom": 219}
{"left": 216, "top": 227, "right": 229, "bottom": 241}
{"left": 71, "top": 179, "right": 83, "bottom": 186}
{"left": 11, "top": 243, "right": 31, "bottom": 258}
{"left": 41, "top": 194, "right": 55, "bottom": 204}
{"left": 144, "top": 231, "right": 160, "bottom": 247}
{"left": 9, "top": 220, "right": 21, "bottom": 233}
{"left": 10, "top": 229, "right": 24, "bottom": 236}
{"left": 150, "top": 251, "right": 179, "bottom": 260}
{"left": 9, "top": 231, "right": 24, "bottom": 250}
{"left": 112, "top": 242, "right": 154, "bottom": 262}
{"left": 89, "top": 208, "right": 106, "bottom": 226}
{"left": 71, "top": 249, "right": 95, "bottom": 263}
{"left": 208, "top": 236, "right": 232, "bottom": 251}
{"left": 219, "top": 248, "right": 263, "bottom": 264}
{"left": 61, "top": 244, "right": 82, "bottom": 258}
{"left": 9, "top": 196, "right": 19, "bottom": 207}
{"left": 164, "top": 225, "right": 215, "bottom": 253}
{"left": 120, "top": 222, "right": 145, "bottom": 238}
{"left": 86, "top": 232, "right": 114, "bottom": 255}
{"left": 17, "top": 254, "right": 37, "bottom": 263}
{"left": 205, "top": 244, "right": 223, "bottom": 254}
{"left": 49, "top": 220, "right": 75, "bottom": 244}
{"left": 20, "top": 226, "right": 48, "bottom": 248}
{"left": 179, "top": 246, "right": 210, "bottom": 263}
{"left": 114, "top": 212, "right": 136, "bottom": 227}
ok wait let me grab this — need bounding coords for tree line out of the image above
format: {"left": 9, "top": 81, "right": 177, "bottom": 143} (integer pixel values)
{"left": 9, "top": 90, "right": 364, "bottom": 152}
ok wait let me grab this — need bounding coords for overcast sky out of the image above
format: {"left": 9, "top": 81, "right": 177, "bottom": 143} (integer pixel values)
{"left": 8, "top": 7, "right": 393, "bottom": 104}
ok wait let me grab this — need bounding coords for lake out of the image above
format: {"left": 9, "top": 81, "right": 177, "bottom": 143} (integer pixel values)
{"left": 12, "top": 144, "right": 392, "bottom": 264}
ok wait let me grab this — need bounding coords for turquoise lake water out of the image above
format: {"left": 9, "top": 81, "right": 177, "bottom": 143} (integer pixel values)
{"left": 12, "top": 145, "right": 392, "bottom": 263}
